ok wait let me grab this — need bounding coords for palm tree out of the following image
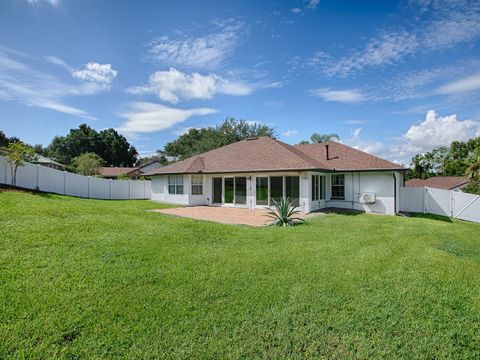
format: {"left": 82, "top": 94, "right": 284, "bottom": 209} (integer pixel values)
{"left": 310, "top": 133, "right": 340, "bottom": 144}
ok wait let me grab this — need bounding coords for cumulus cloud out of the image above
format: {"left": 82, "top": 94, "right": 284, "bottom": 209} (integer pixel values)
{"left": 118, "top": 102, "right": 217, "bottom": 134}
{"left": 71, "top": 62, "right": 118, "bottom": 85}
{"left": 282, "top": 129, "right": 298, "bottom": 137}
{"left": 347, "top": 110, "right": 480, "bottom": 164}
{"left": 127, "top": 68, "right": 251, "bottom": 104}
{"left": 402, "top": 110, "right": 480, "bottom": 153}
{"left": 148, "top": 19, "right": 245, "bottom": 70}
{"left": 436, "top": 73, "right": 480, "bottom": 95}
{"left": 310, "top": 88, "right": 365, "bottom": 103}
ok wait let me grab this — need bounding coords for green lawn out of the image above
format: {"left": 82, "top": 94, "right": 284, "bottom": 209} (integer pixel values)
{"left": 1, "top": 191, "right": 479, "bottom": 359}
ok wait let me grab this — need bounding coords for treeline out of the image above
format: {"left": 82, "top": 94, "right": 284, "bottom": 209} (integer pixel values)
{"left": 407, "top": 136, "right": 480, "bottom": 194}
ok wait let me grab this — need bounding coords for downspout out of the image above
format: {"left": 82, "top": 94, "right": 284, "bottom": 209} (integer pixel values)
{"left": 393, "top": 172, "right": 397, "bottom": 214}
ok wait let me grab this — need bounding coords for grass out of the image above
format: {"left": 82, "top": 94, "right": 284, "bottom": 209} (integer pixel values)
{"left": 1, "top": 191, "right": 479, "bottom": 359}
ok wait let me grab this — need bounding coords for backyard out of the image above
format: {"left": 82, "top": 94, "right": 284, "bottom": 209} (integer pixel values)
{"left": 1, "top": 190, "right": 479, "bottom": 359}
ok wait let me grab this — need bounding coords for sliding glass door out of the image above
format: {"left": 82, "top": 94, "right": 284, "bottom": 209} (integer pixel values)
{"left": 285, "top": 176, "right": 299, "bottom": 206}
{"left": 256, "top": 177, "right": 268, "bottom": 206}
{"left": 212, "top": 177, "right": 222, "bottom": 204}
{"left": 270, "top": 176, "right": 283, "bottom": 204}
{"left": 224, "top": 177, "right": 234, "bottom": 204}
{"left": 235, "top": 177, "right": 247, "bottom": 205}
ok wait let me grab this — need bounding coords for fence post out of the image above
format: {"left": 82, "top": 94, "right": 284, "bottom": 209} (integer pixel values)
{"left": 423, "top": 187, "right": 427, "bottom": 214}
{"left": 450, "top": 190, "right": 454, "bottom": 218}
{"left": 87, "top": 176, "right": 90, "bottom": 198}
{"left": 128, "top": 180, "right": 131, "bottom": 200}
{"left": 109, "top": 179, "right": 112, "bottom": 199}
{"left": 143, "top": 180, "right": 146, "bottom": 199}
{"left": 36, "top": 165, "right": 40, "bottom": 190}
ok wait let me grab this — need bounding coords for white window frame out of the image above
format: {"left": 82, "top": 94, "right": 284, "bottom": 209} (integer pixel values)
{"left": 168, "top": 175, "right": 184, "bottom": 195}
{"left": 191, "top": 175, "right": 203, "bottom": 195}
{"left": 330, "top": 174, "right": 345, "bottom": 200}
{"left": 312, "top": 174, "right": 326, "bottom": 201}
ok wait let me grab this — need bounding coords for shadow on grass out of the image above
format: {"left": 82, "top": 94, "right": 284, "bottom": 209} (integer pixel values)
{"left": 408, "top": 212, "right": 453, "bottom": 223}
{"left": 310, "top": 207, "right": 364, "bottom": 216}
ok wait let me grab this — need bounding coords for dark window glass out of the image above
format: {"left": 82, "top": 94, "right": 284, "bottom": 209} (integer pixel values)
{"left": 312, "top": 175, "right": 319, "bottom": 201}
{"left": 285, "top": 176, "right": 299, "bottom": 206}
{"left": 224, "top": 178, "right": 234, "bottom": 203}
{"left": 331, "top": 174, "right": 345, "bottom": 200}
{"left": 235, "top": 177, "right": 247, "bottom": 205}
{"left": 256, "top": 177, "right": 268, "bottom": 206}
{"left": 270, "top": 176, "right": 283, "bottom": 204}
{"left": 213, "top": 177, "right": 222, "bottom": 203}
{"left": 320, "top": 176, "right": 326, "bottom": 200}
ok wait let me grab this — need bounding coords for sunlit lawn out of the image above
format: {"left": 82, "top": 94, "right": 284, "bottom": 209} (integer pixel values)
{"left": 1, "top": 191, "right": 479, "bottom": 358}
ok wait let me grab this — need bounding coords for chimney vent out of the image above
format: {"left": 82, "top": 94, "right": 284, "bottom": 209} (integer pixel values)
{"left": 326, "top": 144, "right": 330, "bottom": 160}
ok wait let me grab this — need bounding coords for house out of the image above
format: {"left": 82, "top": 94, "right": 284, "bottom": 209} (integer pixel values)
{"left": 32, "top": 155, "right": 66, "bottom": 171}
{"left": 405, "top": 176, "right": 468, "bottom": 191}
{"left": 146, "top": 136, "right": 406, "bottom": 215}
{"left": 98, "top": 160, "right": 163, "bottom": 179}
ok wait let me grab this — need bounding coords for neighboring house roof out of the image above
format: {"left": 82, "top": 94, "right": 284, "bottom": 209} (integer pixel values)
{"left": 405, "top": 176, "right": 469, "bottom": 190}
{"left": 33, "top": 155, "right": 66, "bottom": 168}
{"left": 146, "top": 136, "right": 404, "bottom": 175}
{"left": 97, "top": 167, "right": 138, "bottom": 177}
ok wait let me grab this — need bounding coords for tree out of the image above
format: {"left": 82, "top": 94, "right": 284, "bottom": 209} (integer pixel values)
{"left": 0, "top": 131, "right": 20, "bottom": 148}
{"left": 71, "top": 152, "right": 104, "bottom": 176}
{"left": 310, "top": 133, "right": 340, "bottom": 144}
{"left": 135, "top": 150, "right": 169, "bottom": 167}
{"left": 46, "top": 124, "right": 137, "bottom": 166}
{"left": 163, "top": 118, "right": 275, "bottom": 160}
{"left": 4, "top": 141, "right": 36, "bottom": 186}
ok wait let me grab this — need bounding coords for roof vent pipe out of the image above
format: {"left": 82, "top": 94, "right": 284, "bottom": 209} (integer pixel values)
{"left": 326, "top": 144, "right": 330, "bottom": 160}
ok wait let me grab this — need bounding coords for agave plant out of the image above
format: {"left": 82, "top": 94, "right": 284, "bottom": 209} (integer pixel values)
{"left": 266, "top": 197, "right": 305, "bottom": 227}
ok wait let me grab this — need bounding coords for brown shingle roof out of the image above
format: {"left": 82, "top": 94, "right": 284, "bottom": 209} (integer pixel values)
{"left": 405, "top": 176, "right": 468, "bottom": 190}
{"left": 97, "top": 167, "right": 138, "bottom": 177}
{"left": 146, "top": 136, "right": 404, "bottom": 175}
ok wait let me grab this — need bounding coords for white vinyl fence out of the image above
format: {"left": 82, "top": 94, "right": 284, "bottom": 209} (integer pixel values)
{"left": 0, "top": 156, "right": 151, "bottom": 200}
{"left": 400, "top": 186, "right": 480, "bottom": 223}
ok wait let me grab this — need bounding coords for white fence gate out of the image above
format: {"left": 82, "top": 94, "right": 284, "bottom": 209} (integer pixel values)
{"left": 400, "top": 186, "right": 480, "bottom": 223}
{"left": 0, "top": 156, "right": 151, "bottom": 200}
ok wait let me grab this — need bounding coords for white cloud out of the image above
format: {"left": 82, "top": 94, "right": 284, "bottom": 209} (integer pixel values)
{"left": 127, "top": 68, "right": 251, "bottom": 104}
{"left": 264, "top": 100, "right": 284, "bottom": 108}
{"left": 290, "top": 8, "right": 303, "bottom": 14}
{"left": 45, "top": 55, "right": 70, "bottom": 70}
{"left": 27, "top": 0, "right": 60, "bottom": 6}
{"left": 306, "top": 0, "right": 320, "bottom": 10}
{"left": 148, "top": 19, "right": 245, "bottom": 70}
{"left": 71, "top": 62, "right": 118, "bottom": 85}
{"left": 283, "top": 129, "right": 298, "bottom": 137}
{"left": 296, "top": 1, "right": 480, "bottom": 77}
{"left": 310, "top": 88, "right": 365, "bottom": 103}
{"left": 324, "top": 31, "right": 418, "bottom": 77}
{"left": 436, "top": 73, "right": 480, "bottom": 95}
{"left": 402, "top": 110, "right": 480, "bottom": 153}
{"left": 0, "top": 48, "right": 115, "bottom": 119}
{"left": 118, "top": 102, "right": 217, "bottom": 134}
{"left": 343, "top": 119, "right": 365, "bottom": 125}
{"left": 347, "top": 110, "right": 480, "bottom": 164}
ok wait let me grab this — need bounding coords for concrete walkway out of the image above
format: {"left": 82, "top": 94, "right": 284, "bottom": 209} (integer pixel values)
{"left": 153, "top": 206, "right": 306, "bottom": 227}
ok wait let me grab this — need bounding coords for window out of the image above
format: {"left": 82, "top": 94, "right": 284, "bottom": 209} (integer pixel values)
{"left": 312, "top": 175, "right": 319, "bottom": 201}
{"left": 191, "top": 175, "right": 203, "bottom": 195}
{"left": 256, "top": 177, "right": 268, "bottom": 206}
{"left": 331, "top": 174, "right": 345, "bottom": 200}
{"left": 235, "top": 177, "right": 247, "bottom": 205}
{"left": 270, "top": 176, "right": 283, "bottom": 204}
{"left": 285, "top": 176, "right": 299, "bottom": 206}
{"left": 168, "top": 175, "right": 184, "bottom": 194}
{"left": 320, "top": 175, "right": 326, "bottom": 200}
{"left": 312, "top": 175, "right": 326, "bottom": 201}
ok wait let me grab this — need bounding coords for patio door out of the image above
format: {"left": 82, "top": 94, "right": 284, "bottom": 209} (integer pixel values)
{"left": 224, "top": 177, "right": 234, "bottom": 204}
{"left": 212, "top": 177, "right": 222, "bottom": 204}
{"left": 235, "top": 177, "right": 247, "bottom": 205}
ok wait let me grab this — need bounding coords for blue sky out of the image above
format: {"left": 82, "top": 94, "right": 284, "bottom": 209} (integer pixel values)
{"left": 1, "top": 0, "right": 480, "bottom": 163}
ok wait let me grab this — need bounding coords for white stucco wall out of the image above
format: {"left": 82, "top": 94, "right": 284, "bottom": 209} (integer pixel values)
{"left": 150, "top": 171, "right": 403, "bottom": 215}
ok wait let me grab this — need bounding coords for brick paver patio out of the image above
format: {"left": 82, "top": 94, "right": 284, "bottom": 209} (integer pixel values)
{"left": 153, "top": 206, "right": 306, "bottom": 227}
